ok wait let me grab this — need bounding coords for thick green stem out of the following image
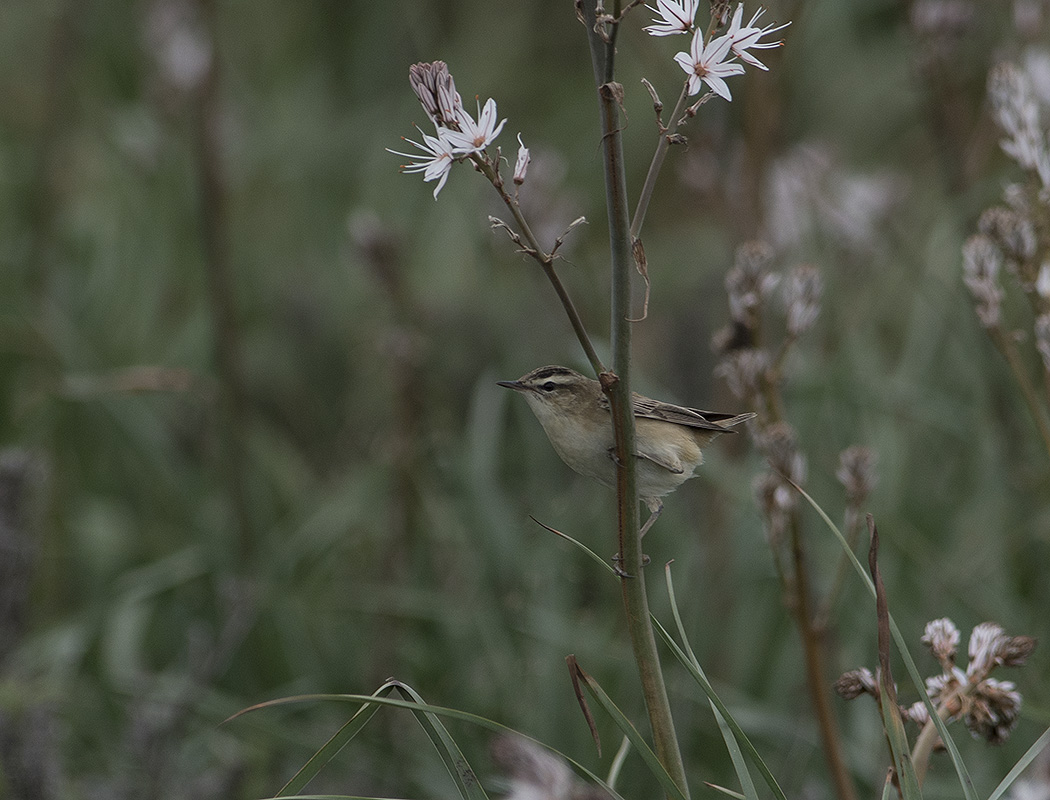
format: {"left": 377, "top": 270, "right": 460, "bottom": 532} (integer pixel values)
{"left": 582, "top": 5, "right": 690, "bottom": 799}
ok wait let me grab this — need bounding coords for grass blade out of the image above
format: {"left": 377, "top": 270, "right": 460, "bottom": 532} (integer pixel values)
{"left": 791, "top": 483, "right": 977, "bottom": 800}
{"left": 664, "top": 564, "right": 759, "bottom": 800}
{"left": 567, "top": 659, "right": 688, "bottom": 800}
{"left": 277, "top": 681, "right": 396, "bottom": 796}
{"left": 229, "top": 690, "right": 629, "bottom": 800}
{"left": 987, "top": 725, "right": 1050, "bottom": 800}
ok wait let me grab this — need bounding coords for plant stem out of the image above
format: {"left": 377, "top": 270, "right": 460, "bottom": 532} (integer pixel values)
{"left": 630, "top": 85, "right": 689, "bottom": 240}
{"left": 988, "top": 324, "right": 1050, "bottom": 461}
{"left": 787, "top": 512, "right": 858, "bottom": 800}
{"left": 477, "top": 157, "right": 604, "bottom": 375}
{"left": 581, "top": 6, "right": 690, "bottom": 799}
{"left": 193, "top": 0, "right": 255, "bottom": 563}
{"left": 911, "top": 702, "right": 954, "bottom": 787}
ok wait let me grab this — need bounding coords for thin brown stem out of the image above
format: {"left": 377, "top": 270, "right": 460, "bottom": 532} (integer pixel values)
{"left": 193, "top": 0, "right": 254, "bottom": 562}
{"left": 476, "top": 156, "right": 605, "bottom": 376}
{"left": 787, "top": 512, "right": 858, "bottom": 800}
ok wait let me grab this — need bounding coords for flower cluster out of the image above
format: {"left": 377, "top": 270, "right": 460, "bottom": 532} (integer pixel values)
{"left": 836, "top": 618, "right": 1036, "bottom": 745}
{"left": 387, "top": 61, "right": 511, "bottom": 198}
{"left": 646, "top": 2, "right": 789, "bottom": 100}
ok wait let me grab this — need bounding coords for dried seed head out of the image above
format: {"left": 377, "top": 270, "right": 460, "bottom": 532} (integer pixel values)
{"left": 962, "top": 234, "right": 1005, "bottom": 328}
{"left": 922, "top": 617, "right": 961, "bottom": 664}
{"left": 926, "top": 671, "right": 961, "bottom": 703}
{"left": 836, "top": 446, "right": 877, "bottom": 506}
{"left": 759, "top": 422, "right": 806, "bottom": 485}
{"left": 967, "top": 622, "right": 1007, "bottom": 680}
{"left": 988, "top": 62, "right": 1050, "bottom": 187}
{"left": 752, "top": 471, "right": 793, "bottom": 546}
{"left": 783, "top": 264, "right": 823, "bottom": 337}
{"left": 726, "top": 241, "right": 778, "bottom": 327}
{"left": 902, "top": 700, "right": 931, "bottom": 726}
{"left": 834, "top": 668, "right": 877, "bottom": 700}
{"left": 715, "top": 347, "right": 769, "bottom": 402}
{"left": 966, "top": 678, "right": 1022, "bottom": 744}
{"left": 1036, "top": 314, "right": 1050, "bottom": 375}
{"left": 978, "top": 207, "right": 1037, "bottom": 267}
{"left": 995, "top": 635, "right": 1037, "bottom": 668}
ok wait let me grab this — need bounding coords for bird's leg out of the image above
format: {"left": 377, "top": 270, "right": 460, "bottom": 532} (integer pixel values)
{"left": 639, "top": 498, "right": 663, "bottom": 538}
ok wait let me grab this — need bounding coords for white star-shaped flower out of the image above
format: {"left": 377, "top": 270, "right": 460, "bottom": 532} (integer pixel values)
{"left": 674, "top": 31, "right": 745, "bottom": 100}
{"left": 386, "top": 127, "right": 457, "bottom": 199}
{"left": 445, "top": 97, "right": 506, "bottom": 155}
{"left": 644, "top": 0, "right": 699, "bottom": 36}
{"left": 726, "top": 4, "right": 790, "bottom": 71}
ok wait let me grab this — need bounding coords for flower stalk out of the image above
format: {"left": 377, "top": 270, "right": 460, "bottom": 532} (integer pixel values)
{"left": 582, "top": 5, "right": 690, "bottom": 800}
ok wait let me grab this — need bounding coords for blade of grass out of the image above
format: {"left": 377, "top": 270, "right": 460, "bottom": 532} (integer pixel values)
{"left": 791, "top": 483, "right": 977, "bottom": 800}
{"left": 535, "top": 518, "right": 785, "bottom": 800}
{"left": 228, "top": 691, "right": 628, "bottom": 800}
{"left": 568, "top": 659, "right": 688, "bottom": 800}
{"left": 388, "top": 680, "right": 489, "bottom": 800}
{"left": 651, "top": 619, "right": 788, "bottom": 800}
{"left": 704, "top": 783, "right": 746, "bottom": 800}
{"left": 664, "top": 564, "right": 759, "bottom": 800}
{"left": 607, "top": 735, "right": 631, "bottom": 790}
{"left": 987, "top": 725, "right": 1050, "bottom": 800}
{"left": 869, "top": 519, "right": 922, "bottom": 799}
{"left": 277, "top": 681, "right": 397, "bottom": 796}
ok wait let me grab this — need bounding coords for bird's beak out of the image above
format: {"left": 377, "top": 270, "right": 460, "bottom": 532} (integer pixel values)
{"left": 497, "top": 380, "right": 527, "bottom": 392}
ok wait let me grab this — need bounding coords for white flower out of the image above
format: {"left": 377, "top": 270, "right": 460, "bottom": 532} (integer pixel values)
{"left": 386, "top": 127, "right": 457, "bottom": 199}
{"left": 513, "top": 133, "right": 530, "bottom": 185}
{"left": 726, "top": 4, "right": 790, "bottom": 71}
{"left": 445, "top": 97, "right": 506, "bottom": 154}
{"left": 674, "top": 31, "right": 745, "bottom": 100}
{"left": 644, "top": 0, "right": 699, "bottom": 36}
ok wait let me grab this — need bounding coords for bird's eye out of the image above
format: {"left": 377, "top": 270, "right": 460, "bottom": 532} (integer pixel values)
{"left": 541, "top": 381, "right": 556, "bottom": 392}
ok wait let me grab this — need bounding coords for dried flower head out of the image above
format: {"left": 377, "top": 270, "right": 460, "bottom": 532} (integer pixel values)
{"left": 978, "top": 206, "right": 1037, "bottom": 267}
{"left": 782, "top": 264, "right": 823, "bottom": 337}
{"left": 839, "top": 618, "right": 1034, "bottom": 747}
{"left": 902, "top": 700, "right": 931, "bottom": 726}
{"left": 962, "top": 234, "right": 1005, "bottom": 328}
{"left": 752, "top": 470, "right": 793, "bottom": 546}
{"left": 836, "top": 446, "right": 877, "bottom": 506}
{"left": 725, "top": 241, "right": 778, "bottom": 327}
{"left": 922, "top": 618, "right": 961, "bottom": 665}
{"left": 759, "top": 422, "right": 806, "bottom": 485}
{"left": 967, "top": 622, "right": 1008, "bottom": 681}
{"left": 834, "top": 668, "right": 877, "bottom": 700}
{"left": 988, "top": 62, "right": 1050, "bottom": 188}
{"left": 967, "top": 678, "right": 1022, "bottom": 744}
{"left": 715, "top": 346, "right": 769, "bottom": 402}
{"left": 1035, "top": 314, "right": 1050, "bottom": 373}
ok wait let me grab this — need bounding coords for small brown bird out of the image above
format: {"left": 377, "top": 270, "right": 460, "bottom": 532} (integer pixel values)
{"left": 499, "top": 365, "right": 754, "bottom": 534}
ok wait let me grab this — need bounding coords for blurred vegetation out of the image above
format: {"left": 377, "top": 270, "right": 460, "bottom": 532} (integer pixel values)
{"left": 0, "top": 0, "right": 1048, "bottom": 799}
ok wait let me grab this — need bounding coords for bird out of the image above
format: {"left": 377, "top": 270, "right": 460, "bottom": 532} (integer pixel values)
{"left": 498, "top": 365, "right": 754, "bottom": 535}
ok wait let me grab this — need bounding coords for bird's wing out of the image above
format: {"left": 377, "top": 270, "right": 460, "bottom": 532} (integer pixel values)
{"left": 631, "top": 394, "right": 754, "bottom": 432}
